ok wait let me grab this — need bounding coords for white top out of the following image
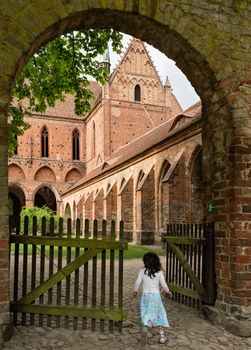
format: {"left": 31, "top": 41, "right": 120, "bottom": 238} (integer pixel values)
{"left": 133, "top": 268, "right": 170, "bottom": 294}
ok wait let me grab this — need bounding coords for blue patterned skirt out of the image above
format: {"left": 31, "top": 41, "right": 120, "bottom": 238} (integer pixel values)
{"left": 140, "top": 293, "right": 170, "bottom": 328}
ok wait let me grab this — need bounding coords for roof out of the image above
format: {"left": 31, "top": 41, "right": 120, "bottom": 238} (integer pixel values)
{"left": 42, "top": 81, "right": 102, "bottom": 119}
{"left": 169, "top": 100, "right": 201, "bottom": 131}
{"left": 63, "top": 101, "right": 202, "bottom": 195}
{"left": 18, "top": 81, "right": 102, "bottom": 120}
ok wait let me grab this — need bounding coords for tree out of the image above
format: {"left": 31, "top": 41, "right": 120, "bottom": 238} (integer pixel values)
{"left": 9, "top": 29, "right": 123, "bottom": 156}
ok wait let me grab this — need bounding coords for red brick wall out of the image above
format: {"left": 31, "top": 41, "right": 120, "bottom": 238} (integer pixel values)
{"left": 141, "top": 169, "right": 155, "bottom": 244}
{"left": 84, "top": 193, "right": 93, "bottom": 233}
{"left": 106, "top": 185, "right": 117, "bottom": 229}
{"left": 121, "top": 178, "right": 134, "bottom": 241}
{"left": 93, "top": 189, "right": 104, "bottom": 237}
{"left": 109, "top": 102, "right": 170, "bottom": 153}
{"left": 169, "top": 156, "right": 188, "bottom": 223}
{"left": 190, "top": 149, "right": 203, "bottom": 222}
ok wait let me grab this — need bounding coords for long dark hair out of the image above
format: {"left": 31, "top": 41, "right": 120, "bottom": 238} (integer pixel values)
{"left": 143, "top": 252, "right": 162, "bottom": 278}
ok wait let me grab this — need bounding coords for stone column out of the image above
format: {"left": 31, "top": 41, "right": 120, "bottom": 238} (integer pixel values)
{"left": 0, "top": 112, "right": 12, "bottom": 345}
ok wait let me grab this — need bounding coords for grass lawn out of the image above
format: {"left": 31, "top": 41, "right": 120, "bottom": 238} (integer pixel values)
{"left": 10, "top": 243, "right": 166, "bottom": 260}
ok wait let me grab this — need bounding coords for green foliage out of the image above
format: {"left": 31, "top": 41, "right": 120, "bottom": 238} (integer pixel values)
{"left": 9, "top": 29, "right": 123, "bottom": 156}
{"left": 20, "top": 206, "right": 61, "bottom": 234}
{"left": 8, "top": 197, "right": 14, "bottom": 215}
{"left": 123, "top": 244, "right": 165, "bottom": 259}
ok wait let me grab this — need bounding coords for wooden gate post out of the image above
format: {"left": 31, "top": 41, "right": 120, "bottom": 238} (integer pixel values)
{"left": 203, "top": 222, "right": 217, "bottom": 305}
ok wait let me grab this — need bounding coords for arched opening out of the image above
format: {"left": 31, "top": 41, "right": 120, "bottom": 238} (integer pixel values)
{"left": 136, "top": 168, "right": 155, "bottom": 245}
{"left": 64, "top": 203, "right": 71, "bottom": 219}
{"left": 92, "top": 121, "right": 96, "bottom": 157}
{"left": 76, "top": 196, "right": 84, "bottom": 220}
{"left": 1, "top": 2, "right": 249, "bottom": 336}
{"left": 141, "top": 168, "right": 155, "bottom": 245}
{"left": 34, "top": 186, "right": 57, "bottom": 212}
{"left": 159, "top": 160, "right": 171, "bottom": 229}
{"left": 169, "top": 155, "right": 187, "bottom": 223}
{"left": 84, "top": 192, "right": 94, "bottom": 233}
{"left": 8, "top": 185, "right": 26, "bottom": 232}
{"left": 106, "top": 183, "right": 117, "bottom": 236}
{"left": 190, "top": 148, "right": 203, "bottom": 222}
{"left": 14, "top": 135, "right": 18, "bottom": 156}
{"left": 134, "top": 84, "right": 141, "bottom": 101}
{"left": 94, "top": 188, "right": 104, "bottom": 223}
{"left": 120, "top": 178, "right": 133, "bottom": 242}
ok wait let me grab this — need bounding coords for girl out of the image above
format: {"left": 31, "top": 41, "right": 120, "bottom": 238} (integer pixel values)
{"left": 133, "top": 252, "right": 172, "bottom": 344}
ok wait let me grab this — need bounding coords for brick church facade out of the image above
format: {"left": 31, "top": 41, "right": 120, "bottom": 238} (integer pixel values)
{"left": 8, "top": 38, "right": 202, "bottom": 243}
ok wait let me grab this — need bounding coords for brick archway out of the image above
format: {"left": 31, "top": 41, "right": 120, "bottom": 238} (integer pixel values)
{"left": 0, "top": 2, "right": 250, "bottom": 339}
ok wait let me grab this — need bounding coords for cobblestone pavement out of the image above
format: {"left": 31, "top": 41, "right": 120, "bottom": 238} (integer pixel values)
{"left": 3, "top": 259, "right": 250, "bottom": 350}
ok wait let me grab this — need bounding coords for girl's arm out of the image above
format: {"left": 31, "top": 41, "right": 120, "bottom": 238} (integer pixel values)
{"left": 159, "top": 270, "right": 170, "bottom": 293}
{"left": 133, "top": 268, "right": 144, "bottom": 297}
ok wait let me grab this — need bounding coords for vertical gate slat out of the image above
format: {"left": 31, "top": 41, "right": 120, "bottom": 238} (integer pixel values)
{"left": 194, "top": 224, "right": 198, "bottom": 308}
{"left": 47, "top": 217, "right": 55, "bottom": 327}
{"left": 91, "top": 219, "right": 98, "bottom": 331}
{"left": 30, "top": 216, "right": 37, "bottom": 326}
{"left": 185, "top": 224, "right": 190, "bottom": 306}
{"left": 166, "top": 224, "right": 169, "bottom": 288}
{"left": 11, "top": 216, "right": 128, "bottom": 332}
{"left": 100, "top": 220, "right": 107, "bottom": 332}
{"left": 39, "top": 217, "right": 46, "bottom": 326}
{"left": 13, "top": 216, "right": 20, "bottom": 325}
{"left": 109, "top": 220, "right": 115, "bottom": 332}
{"left": 171, "top": 224, "right": 175, "bottom": 301}
{"left": 65, "top": 218, "right": 72, "bottom": 328}
{"left": 182, "top": 224, "right": 186, "bottom": 304}
{"left": 203, "top": 222, "right": 216, "bottom": 305}
{"left": 118, "top": 220, "right": 124, "bottom": 332}
{"left": 82, "top": 219, "right": 89, "bottom": 330}
{"left": 175, "top": 224, "right": 179, "bottom": 302}
{"left": 197, "top": 223, "right": 203, "bottom": 308}
{"left": 165, "top": 221, "right": 215, "bottom": 310}
{"left": 178, "top": 224, "right": 182, "bottom": 303}
{"left": 190, "top": 223, "right": 194, "bottom": 307}
{"left": 56, "top": 217, "right": 63, "bottom": 328}
{"left": 166, "top": 224, "right": 172, "bottom": 302}
{"left": 73, "top": 218, "right": 81, "bottom": 330}
{"left": 21, "top": 215, "right": 29, "bottom": 326}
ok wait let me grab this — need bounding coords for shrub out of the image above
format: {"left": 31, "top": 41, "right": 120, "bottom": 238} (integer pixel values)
{"left": 20, "top": 206, "right": 61, "bottom": 234}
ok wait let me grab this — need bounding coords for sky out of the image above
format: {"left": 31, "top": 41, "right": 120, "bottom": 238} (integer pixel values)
{"left": 109, "top": 34, "right": 200, "bottom": 111}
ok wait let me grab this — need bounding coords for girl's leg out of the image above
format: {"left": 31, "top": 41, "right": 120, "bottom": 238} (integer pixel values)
{"left": 159, "top": 327, "right": 166, "bottom": 344}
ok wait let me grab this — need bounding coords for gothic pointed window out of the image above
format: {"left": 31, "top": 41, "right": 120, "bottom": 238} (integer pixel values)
{"left": 92, "top": 121, "right": 96, "bottom": 157}
{"left": 72, "top": 128, "right": 80, "bottom": 160}
{"left": 134, "top": 84, "right": 141, "bottom": 101}
{"left": 14, "top": 134, "right": 18, "bottom": 156}
{"left": 41, "top": 126, "right": 49, "bottom": 158}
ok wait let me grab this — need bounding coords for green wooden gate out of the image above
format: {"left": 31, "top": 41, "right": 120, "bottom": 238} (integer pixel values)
{"left": 165, "top": 222, "right": 216, "bottom": 308}
{"left": 10, "top": 217, "right": 128, "bottom": 332}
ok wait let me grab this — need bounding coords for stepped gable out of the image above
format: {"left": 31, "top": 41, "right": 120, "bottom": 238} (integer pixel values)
{"left": 110, "top": 37, "right": 164, "bottom": 88}
{"left": 63, "top": 101, "right": 201, "bottom": 194}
